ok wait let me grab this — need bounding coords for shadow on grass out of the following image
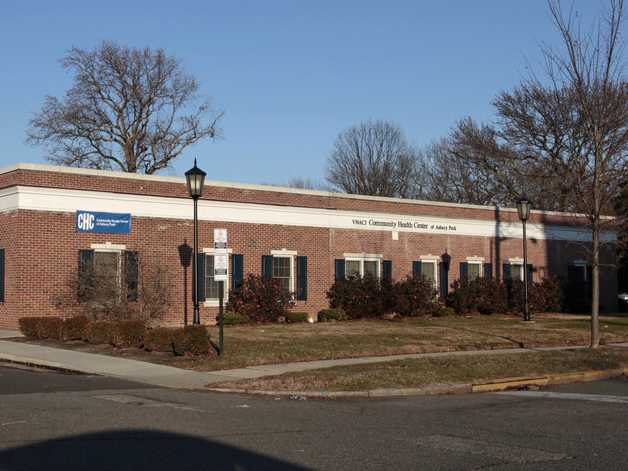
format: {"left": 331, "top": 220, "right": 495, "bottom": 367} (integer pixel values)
{"left": 0, "top": 429, "right": 310, "bottom": 471}
{"left": 440, "top": 324, "right": 526, "bottom": 348}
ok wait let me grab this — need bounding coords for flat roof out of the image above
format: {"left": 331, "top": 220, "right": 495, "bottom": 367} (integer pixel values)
{"left": 0, "top": 162, "right": 613, "bottom": 220}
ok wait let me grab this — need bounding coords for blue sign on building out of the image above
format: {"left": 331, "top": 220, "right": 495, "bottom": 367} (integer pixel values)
{"left": 76, "top": 210, "right": 132, "bottom": 234}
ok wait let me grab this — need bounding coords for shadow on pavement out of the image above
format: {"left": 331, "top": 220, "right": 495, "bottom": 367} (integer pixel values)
{"left": 0, "top": 429, "right": 310, "bottom": 471}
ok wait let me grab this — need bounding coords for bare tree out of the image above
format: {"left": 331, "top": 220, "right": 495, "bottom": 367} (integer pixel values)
{"left": 432, "top": 1, "right": 627, "bottom": 346}
{"left": 27, "top": 41, "right": 222, "bottom": 174}
{"left": 326, "top": 120, "right": 418, "bottom": 198}
{"left": 543, "top": 0, "right": 628, "bottom": 347}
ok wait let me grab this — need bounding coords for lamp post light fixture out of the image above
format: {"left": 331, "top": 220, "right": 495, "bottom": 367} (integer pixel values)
{"left": 185, "top": 159, "right": 206, "bottom": 325}
{"left": 516, "top": 196, "right": 532, "bottom": 322}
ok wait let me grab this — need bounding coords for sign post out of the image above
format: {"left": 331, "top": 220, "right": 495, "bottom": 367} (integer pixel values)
{"left": 213, "top": 229, "right": 228, "bottom": 354}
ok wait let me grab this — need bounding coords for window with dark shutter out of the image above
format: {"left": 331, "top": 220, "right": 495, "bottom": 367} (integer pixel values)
{"left": 125, "top": 251, "right": 139, "bottom": 302}
{"left": 382, "top": 260, "right": 392, "bottom": 283}
{"left": 334, "top": 259, "right": 345, "bottom": 281}
{"left": 483, "top": 263, "right": 493, "bottom": 279}
{"left": 195, "top": 253, "right": 206, "bottom": 302}
{"left": 296, "top": 256, "right": 308, "bottom": 300}
{"left": 412, "top": 261, "right": 422, "bottom": 279}
{"left": 261, "top": 255, "right": 273, "bottom": 280}
{"left": 459, "top": 262, "right": 468, "bottom": 280}
{"left": 232, "top": 254, "right": 244, "bottom": 291}
{"left": 439, "top": 261, "right": 448, "bottom": 298}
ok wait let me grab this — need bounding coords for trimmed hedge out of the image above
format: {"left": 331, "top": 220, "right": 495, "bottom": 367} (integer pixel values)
{"left": 85, "top": 321, "right": 116, "bottom": 344}
{"left": 18, "top": 317, "right": 44, "bottom": 339}
{"left": 62, "top": 316, "right": 89, "bottom": 341}
{"left": 317, "top": 308, "right": 348, "bottom": 322}
{"left": 285, "top": 312, "right": 309, "bottom": 323}
{"left": 144, "top": 326, "right": 211, "bottom": 356}
{"left": 111, "top": 320, "right": 146, "bottom": 348}
{"left": 222, "top": 312, "right": 250, "bottom": 325}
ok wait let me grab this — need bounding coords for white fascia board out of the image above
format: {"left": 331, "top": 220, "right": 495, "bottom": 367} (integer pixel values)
{"left": 0, "top": 162, "right": 615, "bottom": 220}
{"left": 0, "top": 185, "right": 616, "bottom": 243}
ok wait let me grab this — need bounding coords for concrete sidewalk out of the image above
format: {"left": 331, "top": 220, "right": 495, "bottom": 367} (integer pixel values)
{"left": 1, "top": 338, "right": 626, "bottom": 390}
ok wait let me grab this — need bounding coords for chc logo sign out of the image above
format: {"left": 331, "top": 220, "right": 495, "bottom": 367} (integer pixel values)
{"left": 75, "top": 210, "right": 132, "bottom": 234}
{"left": 77, "top": 212, "right": 96, "bottom": 231}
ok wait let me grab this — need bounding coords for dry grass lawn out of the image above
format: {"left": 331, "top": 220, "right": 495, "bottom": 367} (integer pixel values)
{"left": 214, "top": 347, "right": 628, "bottom": 392}
{"left": 14, "top": 314, "right": 628, "bottom": 372}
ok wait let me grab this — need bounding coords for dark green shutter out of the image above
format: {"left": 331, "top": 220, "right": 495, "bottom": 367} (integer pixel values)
{"left": 503, "top": 263, "right": 511, "bottom": 281}
{"left": 296, "top": 256, "right": 308, "bottom": 300}
{"left": 526, "top": 264, "right": 534, "bottom": 284}
{"left": 382, "top": 260, "right": 392, "bottom": 283}
{"left": 125, "top": 251, "right": 139, "bottom": 302}
{"left": 334, "top": 259, "right": 345, "bottom": 281}
{"left": 439, "top": 261, "right": 448, "bottom": 298}
{"left": 262, "top": 255, "right": 273, "bottom": 280}
{"left": 459, "top": 262, "right": 468, "bottom": 280}
{"left": 412, "top": 261, "right": 422, "bottom": 278}
{"left": 196, "top": 253, "right": 206, "bottom": 302}
{"left": 483, "top": 263, "right": 492, "bottom": 279}
{"left": 78, "top": 249, "right": 94, "bottom": 301}
{"left": 232, "top": 254, "right": 244, "bottom": 291}
{"left": 0, "top": 249, "right": 4, "bottom": 303}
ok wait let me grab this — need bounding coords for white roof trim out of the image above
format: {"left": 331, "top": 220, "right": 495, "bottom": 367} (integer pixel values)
{"left": 0, "top": 162, "right": 613, "bottom": 220}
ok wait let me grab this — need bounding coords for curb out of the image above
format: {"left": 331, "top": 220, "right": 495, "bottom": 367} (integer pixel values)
{"left": 206, "top": 369, "right": 628, "bottom": 398}
{"left": 0, "top": 353, "right": 86, "bottom": 375}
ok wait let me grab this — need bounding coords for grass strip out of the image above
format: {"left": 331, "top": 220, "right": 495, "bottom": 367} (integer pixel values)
{"left": 213, "top": 347, "right": 628, "bottom": 392}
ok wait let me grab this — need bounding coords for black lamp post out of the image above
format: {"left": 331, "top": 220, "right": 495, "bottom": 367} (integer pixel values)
{"left": 516, "top": 196, "right": 532, "bottom": 321}
{"left": 185, "top": 159, "right": 206, "bottom": 325}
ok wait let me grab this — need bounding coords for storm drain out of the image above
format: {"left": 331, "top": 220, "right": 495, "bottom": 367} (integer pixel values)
{"left": 93, "top": 394, "right": 203, "bottom": 412}
{"left": 417, "top": 435, "right": 568, "bottom": 464}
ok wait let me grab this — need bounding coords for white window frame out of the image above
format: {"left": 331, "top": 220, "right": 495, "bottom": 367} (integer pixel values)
{"left": 202, "top": 248, "right": 232, "bottom": 307}
{"left": 419, "top": 255, "right": 440, "bottom": 289}
{"left": 507, "top": 258, "right": 525, "bottom": 281}
{"left": 466, "top": 256, "right": 484, "bottom": 280}
{"left": 343, "top": 253, "right": 382, "bottom": 279}
{"left": 271, "top": 249, "right": 296, "bottom": 294}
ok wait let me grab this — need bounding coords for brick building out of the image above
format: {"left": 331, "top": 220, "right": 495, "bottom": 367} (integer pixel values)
{"left": 0, "top": 163, "right": 618, "bottom": 329}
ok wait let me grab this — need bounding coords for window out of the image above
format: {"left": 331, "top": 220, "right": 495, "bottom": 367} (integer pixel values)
{"left": 203, "top": 250, "right": 231, "bottom": 305}
{"left": 273, "top": 256, "right": 293, "bottom": 294}
{"left": 344, "top": 256, "right": 381, "bottom": 279}
{"left": 505, "top": 260, "right": 524, "bottom": 281}
{"left": 420, "top": 260, "right": 437, "bottom": 286}
{"left": 571, "top": 262, "right": 588, "bottom": 283}
{"left": 467, "top": 262, "right": 482, "bottom": 280}
{"left": 93, "top": 251, "right": 122, "bottom": 296}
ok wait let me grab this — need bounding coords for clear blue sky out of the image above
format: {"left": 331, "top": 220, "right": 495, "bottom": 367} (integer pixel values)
{"left": 0, "top": 0, "right": 604, "bottom": 185}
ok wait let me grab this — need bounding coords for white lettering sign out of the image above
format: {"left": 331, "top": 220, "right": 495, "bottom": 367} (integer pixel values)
{"left": 214, "top": 228, "right": 228, "bottom": 249}
{"left": 214, "top": 253, "right": 228, "bottom": 281}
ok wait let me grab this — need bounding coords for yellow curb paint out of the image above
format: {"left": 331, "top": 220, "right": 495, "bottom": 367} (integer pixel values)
{"left": 472, "top": 377, "right": 549, "bottom": 393}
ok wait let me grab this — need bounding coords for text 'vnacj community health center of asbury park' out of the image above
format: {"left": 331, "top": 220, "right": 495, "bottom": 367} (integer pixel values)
{"left": 0, "top": 163, "right": 619, "bottom": 329}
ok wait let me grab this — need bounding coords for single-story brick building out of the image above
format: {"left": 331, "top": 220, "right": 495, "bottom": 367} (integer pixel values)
{"left": 0, "top": 163, "right": 618, "bottom": 329}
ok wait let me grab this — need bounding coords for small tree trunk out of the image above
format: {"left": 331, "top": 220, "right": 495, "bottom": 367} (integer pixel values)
{"left": 591, "top": 222, "right": 600, "bottom": 348}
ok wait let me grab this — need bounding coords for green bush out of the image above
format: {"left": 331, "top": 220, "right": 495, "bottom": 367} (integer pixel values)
{"left": 62, "top": 316, "right": 90, "bottom": 341}
{"left": 327, "top": 275, "right": 386, "bottom": 319}
{"left": 227, "top": 274, "right": 295, "bottom": 322}
{"left": 111, "top": 320, "right": 146, "bottom": 348}
{"left": 429, "top": 303, "right": 457, "bottom": 317}
{"left": 222, "top": 312, "right": 250, "bottom": 325}
{"left": 391, "top": 276, "right": 437, "bottom": 316}
{"left": 85, "top": 321, "right": 116, "bottom": 344}
{"left": 285, "top": 312, "right": 309, "bottom": 323}
{"left": 18, "top": 317, "right": 44, "bottom": 338}
{"left": 507, "top": 277, "right": 563, "bottom": 314}
{"left": 317, "top": 308, "right": 348, "bottom": 322}
{"left": 447, "top": 278, "right": 508, "bottom": 315}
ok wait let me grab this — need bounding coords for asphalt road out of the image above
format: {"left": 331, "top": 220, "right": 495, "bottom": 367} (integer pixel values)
{"left": 0, "top": 363, "right": 627, "bottom": 471}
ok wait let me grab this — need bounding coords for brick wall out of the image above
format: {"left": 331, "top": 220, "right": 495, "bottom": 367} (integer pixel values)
{"left": 0, "top": 165, "right": 618, "bottom": 329}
